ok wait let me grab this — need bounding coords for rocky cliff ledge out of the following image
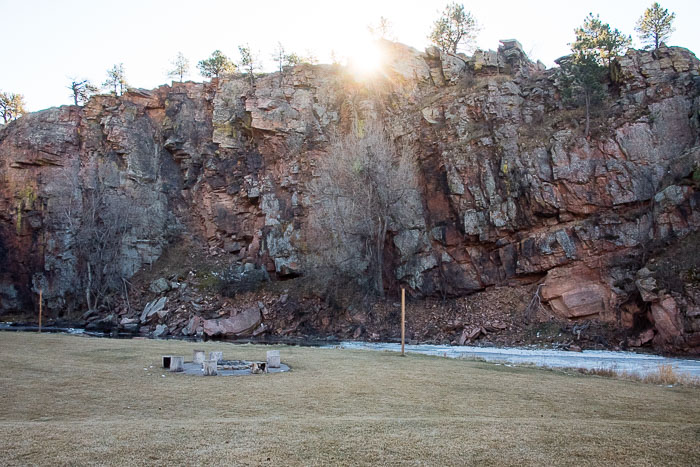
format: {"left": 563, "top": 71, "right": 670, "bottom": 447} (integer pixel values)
{"left": 1, "top": 40, "right": 699, "bottom": 352}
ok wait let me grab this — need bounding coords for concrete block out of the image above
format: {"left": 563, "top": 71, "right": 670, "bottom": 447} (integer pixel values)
{"left": 193, "top": 350, "right": 206, "bottom": 364}
{"left": 267, "top": 350, "right": 280, "bottom": 368}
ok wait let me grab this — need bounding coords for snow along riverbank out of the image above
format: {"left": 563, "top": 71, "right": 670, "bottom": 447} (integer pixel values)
{"left": 324, "top": 341, "right": 700, "bottom": 378}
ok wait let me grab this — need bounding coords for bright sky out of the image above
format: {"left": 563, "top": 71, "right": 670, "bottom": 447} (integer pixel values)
{"left": 1, "top": 0, "right": 698, "bottom": 112}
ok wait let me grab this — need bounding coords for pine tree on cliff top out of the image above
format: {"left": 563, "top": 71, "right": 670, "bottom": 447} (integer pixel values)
{"left": 572, "top": 13, "right": 631, "bottom": 67}
{"left": 197, "top": 50, "right": 236, "bottom": 79}
{"left": 428, "top": 2, "right": 479, "bottom": 54}
{"left": 636, "top": 2, "right": 675, "bottom": 50}
{"left": 103, "top": 63, "right": 128, "bottom": 96}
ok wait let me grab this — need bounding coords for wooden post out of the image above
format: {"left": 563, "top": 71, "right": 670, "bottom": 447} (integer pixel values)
{"left": 38, "top": 289, "right": 43, "bottom": 333}
{"left": 401, "top": 288, "right": 405, "bottom": 356}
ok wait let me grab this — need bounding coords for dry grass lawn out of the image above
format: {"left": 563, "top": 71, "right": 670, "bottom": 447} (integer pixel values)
{"left": 0, "top": 332, "right": 698, "bottom": 466}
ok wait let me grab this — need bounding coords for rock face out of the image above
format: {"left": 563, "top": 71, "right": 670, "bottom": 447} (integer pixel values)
{"left": 1, "top": 41, "right": 699, "bottom": 351}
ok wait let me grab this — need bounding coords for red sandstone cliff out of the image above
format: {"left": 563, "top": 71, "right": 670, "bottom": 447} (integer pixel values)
{"left": 1, "top": 41, "right": 698, "bottom": 351}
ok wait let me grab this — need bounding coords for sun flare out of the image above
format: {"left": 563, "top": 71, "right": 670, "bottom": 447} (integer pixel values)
{"left": 346, "top": 40, "right": 384, "bottom": 78}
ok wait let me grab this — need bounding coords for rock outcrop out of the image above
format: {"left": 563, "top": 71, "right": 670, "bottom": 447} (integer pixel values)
{"left": 1, "top": 41, "right": 699, "bottom": 351}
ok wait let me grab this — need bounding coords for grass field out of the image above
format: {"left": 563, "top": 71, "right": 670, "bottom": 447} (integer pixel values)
{"left": 0, "top": 332, "right": 698, "bottom": 466}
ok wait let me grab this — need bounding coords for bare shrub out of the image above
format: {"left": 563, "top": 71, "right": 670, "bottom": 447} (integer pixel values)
{"left": 77, "top": 189, "right": 133, "bottom": 311}
{"left": 641, "top": 364, "right": 699, "bottom": 386}
{"left": 577, "top": 365, "right": 618, "bottom": 378}
{"left": 524, "top": 283, "right": 545, "bottom": 323}
{"left": 575, "top": 363, "right": 699, "bottom": 387}
{"left": 63, "top": 168, "right": 138, "bottom": 311}
{"left": 307, "top": 119, "right": 422, "bottom": 298}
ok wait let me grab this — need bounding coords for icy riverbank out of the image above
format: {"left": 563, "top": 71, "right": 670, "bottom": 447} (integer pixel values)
{"left": 325, "top": 341, "right": 700, "bottom": 378}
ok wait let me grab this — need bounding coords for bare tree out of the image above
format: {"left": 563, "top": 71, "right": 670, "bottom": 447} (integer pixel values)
{"left": 272, "top": 41, "right": 286, "bottom": 74}
{"left": 0, "top": 91, "right": 26, "bottom": 123}
{"left": 68, "top": 79, "right": 98, "bottom": 106}
{"left": 238, "top": 44, "right": 260, "bottom": 86}
{"left": 368, "top": 16, "right": 394, "bottom": 40}
{"left": 63, "top": 169, "right": 134, "bottom": 311}
{"left": 168, "top": 52, "right": 190, "bottom": 82}
{"left": 308, "top": 119, "right": 422, "bottom": 297}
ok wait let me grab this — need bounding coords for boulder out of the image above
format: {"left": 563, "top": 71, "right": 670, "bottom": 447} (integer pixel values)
{"left": 121, "top": 323, "right": 139, "bottom": 333}
{"left": 149, "top": 278, "right": 170, "bottom": 294}
{"left": 440, "top": 51, "right": 467, "bottom": 84}
{"left": 651, "top": 295, "right": 683, "bottom": 344}
{"left": 542, "top": 266, "right": 610, "bottom": 319}
{"left": 119, "top": 317, "right": 140, "bottom": 333}
{"left": 182, "top": 315, "right": 201, "bottom": 336}
{"left": 153, "top": 324, "right": 168, "bottom": 338}
{"left": 459, "top": 327, "right": 482, "bottom": 345}
{"left": 85, "top": 314, "right": 116, "bottom": 332}
{"left": 629, "top": 328, "right": 655, "bottom": 347}
{"left": 252, "top": 323, "right": 267, "bottom": 336}
{"left": 635, "top": 268, "right": 659, "bottom": 302}
{"left": 202, "top": 307, "right": 262, "bottom": 337}
{"left": 140, "top": 297, "right": 167, "bottom": 323}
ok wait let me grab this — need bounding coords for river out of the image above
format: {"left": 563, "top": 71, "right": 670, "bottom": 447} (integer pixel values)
{"left": 323, "top": 341, "right": 700, "bottom": 378}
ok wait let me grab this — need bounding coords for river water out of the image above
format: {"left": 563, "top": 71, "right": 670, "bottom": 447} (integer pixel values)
{"left": 323, "top": 341, "right": 700, "bottom": 378}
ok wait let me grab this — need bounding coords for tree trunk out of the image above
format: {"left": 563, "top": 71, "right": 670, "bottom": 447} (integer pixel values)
{"left": 375, "top": 218, "right": 388, "bottom": 298}
{"left": 86, "top": 263, "right": 93, "bottom": 311}
{"left": 584, "top": 92, "right": 591, "bottom": 138}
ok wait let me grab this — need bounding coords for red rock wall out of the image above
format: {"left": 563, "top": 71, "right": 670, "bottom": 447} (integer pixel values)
{"left": 0, "top": 41, "right": 698, "bottom": 348}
